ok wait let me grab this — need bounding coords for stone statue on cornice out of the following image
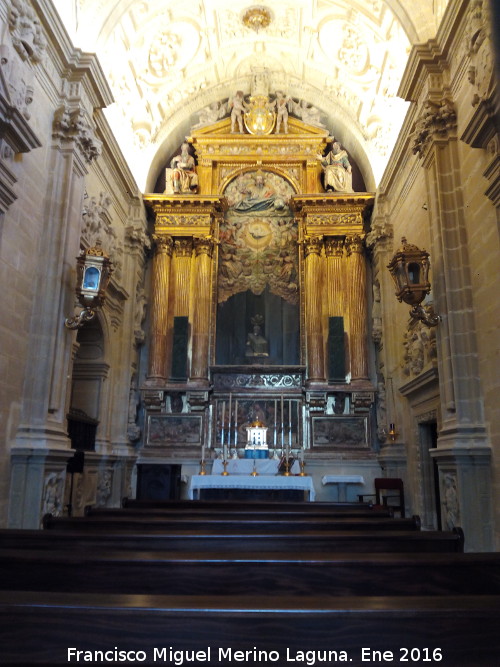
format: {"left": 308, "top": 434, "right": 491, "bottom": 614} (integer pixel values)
{"left": 167, "top": 142, "right": 198, "bottom": 194}
{"left": 267, "top": 91, "right": 291, "bottom": 134}
{"left": 192, "top": 101, "right": 227, "bottom": 129}
{"left": 228, "top": 90, "right": 248, "bottom": 133}
{"left": 289, "top": 98, "right": 326, "bottom": 128}
{"left": 317, "top": 141, "right": 354, "bottom": 193}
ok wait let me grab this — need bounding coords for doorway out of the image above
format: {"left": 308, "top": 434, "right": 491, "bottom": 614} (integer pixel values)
{"left": 418, "top": 420, "right": 441, "bottom": 529}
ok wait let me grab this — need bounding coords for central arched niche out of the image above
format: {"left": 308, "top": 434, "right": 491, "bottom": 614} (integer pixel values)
{"left": 215, "top": 170, "right": 299, "bottom": 366}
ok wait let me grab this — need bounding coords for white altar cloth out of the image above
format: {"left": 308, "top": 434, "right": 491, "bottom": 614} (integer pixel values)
{"left": 211, "top": 459, "right": 300, "bottom": 475}
{"left": 188, "top": 474, "right": 315, "bottom": 501}
{"left": 321, "top": 474, "right": 365, "bottom": 502}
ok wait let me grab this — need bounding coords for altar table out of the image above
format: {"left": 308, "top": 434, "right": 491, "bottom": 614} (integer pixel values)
{"left": 321, "top": 475, "right": 365, "bottom": 502}
{"left": 211, "top": 459, "right": 300, "bottom": 475}
{"left": 188, "top": 474, "right": 315, "bottom": 501}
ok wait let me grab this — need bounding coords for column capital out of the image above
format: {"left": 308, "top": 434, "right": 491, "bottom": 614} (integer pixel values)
{"left": 193, "top": 235, "right": 216, "bottom": 258}
{"left": 152, "top": 234, "right": 174, "bottom": 255}
{"left": 345, "top": 235, "right": 365, "bottom": 255}
{"left": 324, "top": 238, "right": 344, "bottom": 258}
{"left": 173, "top": 238, "right": 193, "bottom": 257}
{"left": 303, "top": 235, "right": 323, "bottom": 257}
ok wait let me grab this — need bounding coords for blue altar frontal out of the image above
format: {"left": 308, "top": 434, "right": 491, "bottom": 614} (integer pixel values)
{"left": 244, "top": 448, "right": 268, "bottom": 459}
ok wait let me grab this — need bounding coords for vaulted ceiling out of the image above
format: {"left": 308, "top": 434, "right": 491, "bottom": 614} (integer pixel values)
{"left": 54, "top": 1, "right": 449, "bottom": 190}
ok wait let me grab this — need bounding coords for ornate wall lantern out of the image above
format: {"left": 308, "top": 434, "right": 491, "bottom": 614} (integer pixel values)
{"left": 387, "top": 238, "right": 440, "bottom": 327}
{"left": 64, "top": 240, "right": 112, "bottom": 329}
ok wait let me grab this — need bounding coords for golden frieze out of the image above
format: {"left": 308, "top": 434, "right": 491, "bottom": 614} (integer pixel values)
{"left": 158, "top": 214, "right": 211, "bottom": 227}
{"left": 143, "top": 194, "right": 228, "bottom": 235}
{"left": 307, "top": 213, "right": 360, "bottom": 226}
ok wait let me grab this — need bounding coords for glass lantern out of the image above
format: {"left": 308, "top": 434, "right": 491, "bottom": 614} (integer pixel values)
{"left": 65, "top": 240, "right": 113, "bottom": 329}
{"left": 387, "top": 238, "right": 439, "bottom": 327}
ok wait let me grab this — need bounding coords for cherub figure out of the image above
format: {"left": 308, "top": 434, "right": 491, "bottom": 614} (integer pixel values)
{"left": 268, "top": 91, "right": 291, "bottom": 134}
{"left": 228, "top": 91, "right": 248, "bottom": 133}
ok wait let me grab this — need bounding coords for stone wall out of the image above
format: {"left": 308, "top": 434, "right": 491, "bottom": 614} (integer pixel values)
{"left": 0, "top": 0, "right": 148, "bottom": 527}
{"left": 371, "top": 0, "right": 498, "bottom": 550}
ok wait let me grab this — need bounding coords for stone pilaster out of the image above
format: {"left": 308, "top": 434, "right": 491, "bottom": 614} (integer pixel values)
{"left": 399, "top": 35, "right": 493, "bottom": 547}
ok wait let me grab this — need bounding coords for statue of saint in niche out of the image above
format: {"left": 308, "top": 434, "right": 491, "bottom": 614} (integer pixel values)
{"left": 317, "top": 141, "right": 354, "bottom": 193}
{"left": 165, "top": 142, "right": 198, "bottom": 194}
{"left": 245, "top": 315, "right": 269, "bottom": 360}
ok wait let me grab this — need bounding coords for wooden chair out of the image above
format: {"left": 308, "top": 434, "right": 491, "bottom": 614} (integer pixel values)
{"left": 358, "top": 478, "right": 405, "bottom": 517}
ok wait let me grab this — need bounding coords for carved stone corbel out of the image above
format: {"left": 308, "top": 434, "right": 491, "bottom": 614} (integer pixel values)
{"left": 8, "top": 0, "right": 47, "bottom": 63}
{"left": 412, "top": 98, "right": 457, "bottom": 158}
{"left": 53, "top": 104, "right": 102, "bottom": 163}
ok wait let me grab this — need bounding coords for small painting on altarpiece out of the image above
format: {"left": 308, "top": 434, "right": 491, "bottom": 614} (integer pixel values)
{"left": 147, "top": 415, "right": 203, "bottom": 447}
{"left": 311, "top": 416, "right": 368, "bottom": 450}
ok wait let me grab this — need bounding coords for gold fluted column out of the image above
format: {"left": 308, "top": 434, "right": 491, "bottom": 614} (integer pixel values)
{"left": 304, "top": 235, "right": 326, "bottom": 384}
{"left": 324, "top": 238, "right": 345, "bottom": 316}
{"left": 346, "top": 235, "right": 368, "bottom": 380}
{"left": 190, "top": 236, "right": 215, "bottom": 383}
{"left": 147, "top": 235, "right": 173, "bottom": 382}
{"left": 172, "top": 238, "right": 193, "bottom": 317}
{"left": 164, "top": 238, "right": 193, "bottom": 378}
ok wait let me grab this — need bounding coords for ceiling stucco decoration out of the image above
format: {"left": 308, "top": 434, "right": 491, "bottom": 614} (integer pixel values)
{"left": 53, "top": 0, "right": 446, "bottom": 191}
{"left": 241, "top": 6, "right": 273, "bottom": 33}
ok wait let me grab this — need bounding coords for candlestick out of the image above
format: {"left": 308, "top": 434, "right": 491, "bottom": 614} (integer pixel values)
{"left": 295, "top": 401, "right": 301, "bottom": 452}
{"left": 221, "top": 401, "right": 226, "bottom": 446}
{"left": 234, "top": 399, "right": 238, "bottom": 446}
{"left": 280, "top": 394, "right": 284, "bottom": 448}
{"left": 288, "top": 399, "right": 292, "bottom": 447}
{"left": 282, "top": 456, "right": 291, "bottom": 476}
{"left": 201, "top": 444, "right": 205, "bottom": 461}
{"left": 274, "top": 399, "right": 277, "bottom": 447}
{"left": 228, "top": 393, "right": 232, "bottom": 446}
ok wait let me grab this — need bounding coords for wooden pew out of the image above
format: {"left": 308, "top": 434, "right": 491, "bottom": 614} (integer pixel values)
{"left": 122, "top": 498, "right": 376, "bottom": 512}
{"left": 0, "top": 526, "right": 465, "bottom": 553}
{"left": 0, "top": 548, "right": 498, "bottom": 597}
{"left": 42, "top": 513, "right": 422, "bottom": 533}
{"left": 0, "top": 590, "right": 498, "bottom": 666}
{"left": 87, "top": 505, "right": 395, "bottom": 520}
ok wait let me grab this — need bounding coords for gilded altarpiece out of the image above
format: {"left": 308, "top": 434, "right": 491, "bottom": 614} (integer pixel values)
{"left": 143, "top": 117, "right": 375, "bottom": 458}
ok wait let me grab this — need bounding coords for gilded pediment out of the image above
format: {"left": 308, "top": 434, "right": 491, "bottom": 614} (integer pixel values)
{"left": 190, "top": 116, "right": 330, "bottom": 139}
{"left": 189, "top": 117, "right": 332, "bottom": 195}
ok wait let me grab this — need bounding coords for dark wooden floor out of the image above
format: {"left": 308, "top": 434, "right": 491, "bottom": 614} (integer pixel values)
{"left": 0, "top": 500, "right": 498, "bottom": 666}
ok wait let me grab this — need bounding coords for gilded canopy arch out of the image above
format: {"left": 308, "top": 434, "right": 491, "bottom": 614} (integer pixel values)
{"left": 218, "top": 169, "right": 299, "bottom": 307}
{"left": 218, "top": 165, "right": 300, "bottom": 199}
